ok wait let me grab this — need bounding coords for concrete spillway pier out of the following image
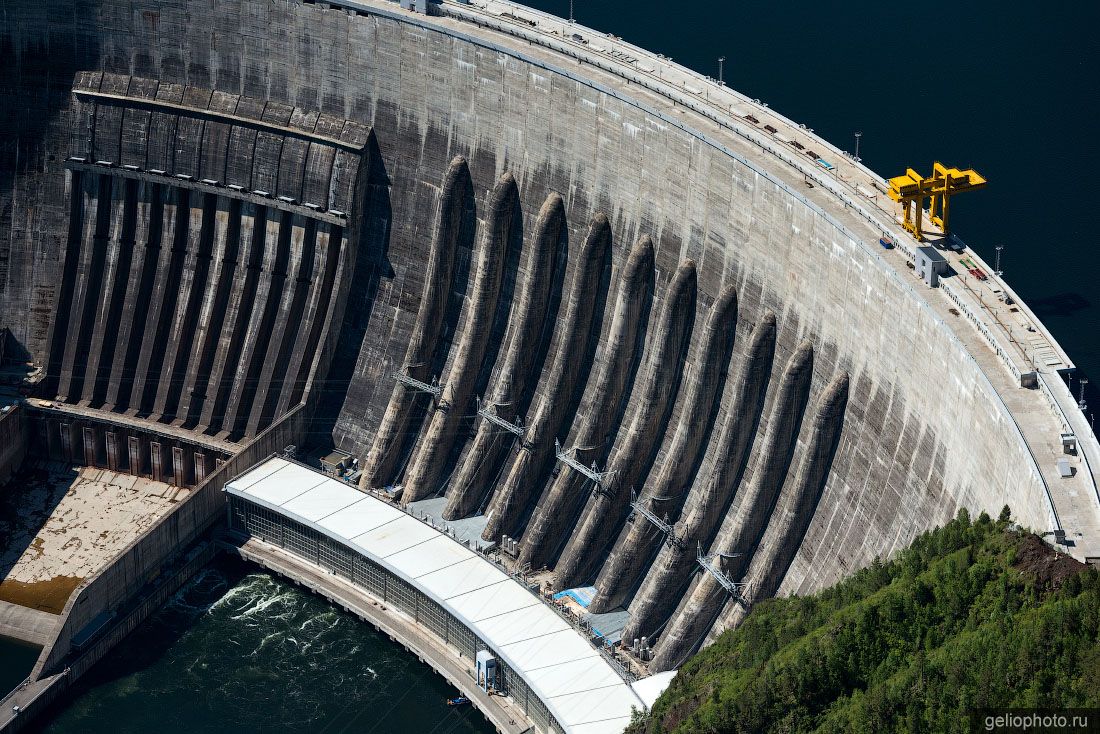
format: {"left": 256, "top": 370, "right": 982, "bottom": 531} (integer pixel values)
{"left": 589, "top": 283, "right": 738, "bottom": 613}
{"left": 480, "top": 214, "right": 611, "bottom": 542}
{"left": 3, "top": 0, "right": 1100, "bottom": 725}
{"left": 33, "top": 71, "right": 366, "bottom": 441}
{"left": 518, "top": 235, "right": 655, "bottom": 572}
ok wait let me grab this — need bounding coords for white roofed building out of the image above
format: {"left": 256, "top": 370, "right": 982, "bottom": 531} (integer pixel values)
{"left": 224, "top": 457, "right": 668, "bottom": 734}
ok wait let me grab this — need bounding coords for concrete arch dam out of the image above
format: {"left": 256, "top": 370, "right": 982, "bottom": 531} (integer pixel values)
{"left": 3, "top": 0, "right": 1098, "bottom": 692}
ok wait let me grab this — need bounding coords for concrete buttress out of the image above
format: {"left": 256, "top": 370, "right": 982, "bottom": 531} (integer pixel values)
{"left": 518, "top": 235, "right": 655, "bottom": 570}
{"left": 401, "top": 172, "right": 517, "bottom": 504}
{"left": 361, "top": 157, "right": 470, "bottom": 489}
{"left": 589, "top": 283, "right": 738, "bottom": 613}
{"left": 649, "top": 340, "right": 814, "bottom": 672}
{"left": 623, "top": 312, "right": 777, "bottom": 642}
{"left": 481, "top": 213, "right": 612, "bottom": 541}
{"left": 704, "top": 371, "right": 850, "bottom": 645}
{"left": 552, "top": 259, "right": 698, "bottom": 591}
{"left": 442, "top": 191, "right": 565, "bottom": 520}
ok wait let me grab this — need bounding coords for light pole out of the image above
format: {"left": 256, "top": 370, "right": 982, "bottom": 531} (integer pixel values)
{"left": 1080, "top": 376, "right": 1089, "bottom": 411}
{"left": 718, "top": 56, "right": 726, "bottom": 85}
{"left": 853, "top": 131, "right": 862, "bottom": 161}
{"left": 569, "top": 0, "right": 574, "bottom": 23}
{"left": 995, "top": 244, "right": 1004, "bottom": 278}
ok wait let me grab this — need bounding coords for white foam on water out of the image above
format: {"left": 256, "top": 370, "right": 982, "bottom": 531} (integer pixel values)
{"left": 249, "top": 631, "right": 284, "bottom": 657}
{"left": 230, "top": 590, "right": 296, "bottom": 621}
{"left": 209, "top": 573, "right": 274, "bottom": 613}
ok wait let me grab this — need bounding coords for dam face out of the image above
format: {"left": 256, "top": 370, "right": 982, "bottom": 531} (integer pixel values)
{"left": 2, "top": 0, "right": 1096, "bottom": 692}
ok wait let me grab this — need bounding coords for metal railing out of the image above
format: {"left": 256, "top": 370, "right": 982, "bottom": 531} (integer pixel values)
{"left": 392, "top": 369, "right": 443, "bottom": 398}
{"left": 553, "top": 439, "right": 611, "bottom": 489}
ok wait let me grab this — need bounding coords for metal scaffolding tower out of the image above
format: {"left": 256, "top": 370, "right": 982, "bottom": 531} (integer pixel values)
{"left": 696, "top": 544, "right": 751, "bottom": 608}
{"left": 475, "top": 397, "right": 526, "bottom": 437}
{"left": 554, "top": 439, "right": 612, "bottom": 491}
{"left": 629, "top": 489, "right": 683, "bottom": 548}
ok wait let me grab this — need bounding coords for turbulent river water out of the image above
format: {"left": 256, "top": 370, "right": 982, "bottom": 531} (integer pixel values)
{"left": 40, "top": 558, "right": 494, "bottom": 734}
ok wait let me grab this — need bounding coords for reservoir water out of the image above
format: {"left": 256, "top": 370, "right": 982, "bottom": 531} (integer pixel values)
{"left": 25, "top": 1, "right": 1099, "bottom": 731}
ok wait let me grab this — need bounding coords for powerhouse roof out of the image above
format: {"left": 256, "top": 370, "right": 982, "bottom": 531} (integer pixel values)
{"left": 226, "top": 457, "right": 655, "bottom": 734}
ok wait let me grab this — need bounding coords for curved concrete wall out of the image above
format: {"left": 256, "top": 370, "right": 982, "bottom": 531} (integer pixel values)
{"left": 1, "top": 0, "right": 1068, "bottom": 670}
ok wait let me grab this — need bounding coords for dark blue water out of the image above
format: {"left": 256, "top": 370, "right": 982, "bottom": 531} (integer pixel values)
{"left": 526, "top": 0, "right": 1100, "bottom": 410}
{"left": 39, "top": 560, "right": 493, "bottom": 734}
{"left": 0, "top": 635, "right": 40, "bottom": 695}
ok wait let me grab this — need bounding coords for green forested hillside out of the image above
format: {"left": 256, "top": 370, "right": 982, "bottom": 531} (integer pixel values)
{"left": 630, "top": 509, "right": 1100, "bottom": 733}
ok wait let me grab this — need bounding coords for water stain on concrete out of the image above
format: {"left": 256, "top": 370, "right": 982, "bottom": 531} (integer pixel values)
{"left": 0, "top": 576, "right": 82, "bottom": 615}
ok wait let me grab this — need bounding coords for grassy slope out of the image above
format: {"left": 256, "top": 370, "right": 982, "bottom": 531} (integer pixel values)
{"left": 630, "top": 509, "right": 1100, "bottom": 734}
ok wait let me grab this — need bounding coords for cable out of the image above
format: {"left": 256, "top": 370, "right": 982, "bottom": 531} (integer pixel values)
{"left": 355, "top": 677, "right": 421, "bottom": 734}
{"left": 424, "top": 706, "right": 463, "bottom": 734}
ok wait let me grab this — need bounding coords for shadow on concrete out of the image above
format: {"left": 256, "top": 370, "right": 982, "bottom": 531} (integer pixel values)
{"left": 0, "top": 1, "right": 99, "bottom": 365}
{"left": 384, "top": 167, "right": 479, "bottom": 484}
{"left": 472, "top": 190, "right": 526, "bottom": 413}
{"left": 0, "top": 635, "right": 40, "bottom": 698}
{"left": 429, "top": 189, "right": 528, "bottom": 501}
{"left": 526, "top": 214, "right": 570, "bottom": 417}
{"left": 0, "top": 461, "right": 81, "bottom": 614}
{"left": 309, "top": 133, "right": 397, "bottom": 452}
{"left": 511, "top": 230, "right": 615, "bottom": 539}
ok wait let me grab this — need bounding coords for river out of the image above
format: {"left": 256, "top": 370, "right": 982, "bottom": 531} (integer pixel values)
{"left": 40, "top": 558, "right": 493, "bottom": 734}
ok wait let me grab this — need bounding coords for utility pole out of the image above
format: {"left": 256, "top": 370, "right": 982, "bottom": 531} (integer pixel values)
{"left": 995, "top": 244, "right": 1004, "bottom": 278}
{"left": 718, "top": 56, "right": 726, "bottom": 85}
{"left": 853, "top": 131, "right": 862, "bottom": 161}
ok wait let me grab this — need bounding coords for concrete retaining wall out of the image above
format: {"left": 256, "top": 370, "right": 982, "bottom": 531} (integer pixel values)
{"left": 23, "top": 405, "right": 231, "bottom": 487}
{"left": 31, "top": 400, "right": 312, "bottom": 678}
{"left": 0, "top": 405, "right": 28, "bottom": 486}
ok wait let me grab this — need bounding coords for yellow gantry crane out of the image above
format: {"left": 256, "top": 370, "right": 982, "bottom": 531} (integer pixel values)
{"left": 887, "top": 162, "right": 986, "bottom": 239}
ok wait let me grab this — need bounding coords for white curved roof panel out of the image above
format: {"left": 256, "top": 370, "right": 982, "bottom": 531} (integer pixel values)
{"left": 225, "top": 457, "right": 655, "bottom": 734}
